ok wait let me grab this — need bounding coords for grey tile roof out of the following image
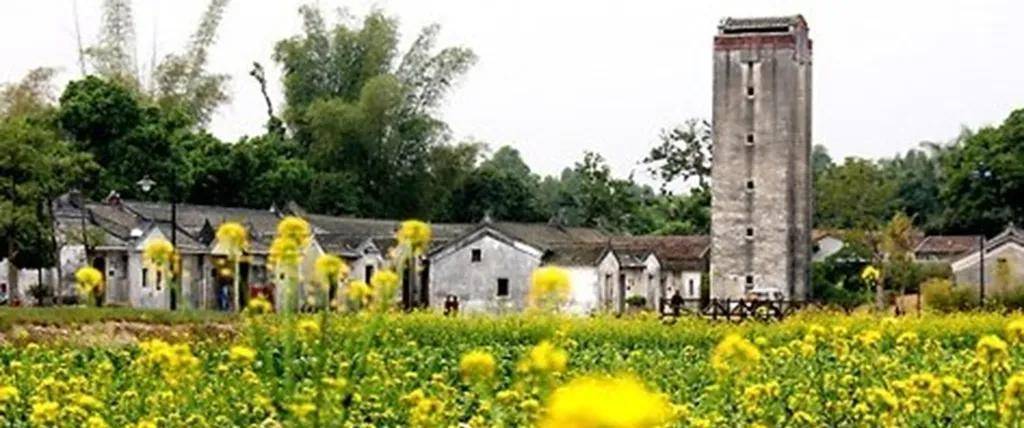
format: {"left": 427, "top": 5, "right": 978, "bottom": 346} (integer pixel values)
{"left": 489, "top": 222, "right": 608, "bottom": 250}
{"left": 915, "top": 235, "right": 981, "bottom": 257}
{"left": 610, "top": 235, "right": 710, "bottom": 271}
{"left": 719, "top": 15, "right": 805, "bottom": 33}
{"left": 544, "top": 243, "right": 610, "bottom": 267}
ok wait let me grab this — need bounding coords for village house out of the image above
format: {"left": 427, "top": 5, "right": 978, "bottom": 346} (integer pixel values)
{"left": 915, "top": 235, "right": 982, "bottom": 263}
{"left": 426, "top": 220, "right": 608, "bottom": 314}
{"left": 951, "top": 225, "right": 1024, "bottom": 295}
{"left": 426, "top": 220, "right": 710, "bottom": 315}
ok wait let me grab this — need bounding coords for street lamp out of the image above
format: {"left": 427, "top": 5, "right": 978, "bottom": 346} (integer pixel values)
{"left": 136, "top": 175, "right": 178, "bottom": 310}
{"left": 970, "top": 164, "right": 993, "bottom": 303}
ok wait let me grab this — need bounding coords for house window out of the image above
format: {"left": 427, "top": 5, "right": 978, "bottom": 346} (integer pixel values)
{"left": 747, "top": 86, "right": 755, "bottom": 97}
{"left": 746, "top": 227, "right": 754, "bottom": 238}
{"left": 142, "top": 268, "right": 149, "bottom": 288}
{"left": 688, "top": 279, "right": 695, "bottom": 296}
{"left": 471, "top": 249, "right": 482, "bottom": 263}
{"left": 745, "top": 275, "right": 754, "bottom": 289}
{"left": 365, "top": 265, "right": 375, "bottom": 282}
{"left": 497, "top": 278, "right": 509, "bottom": 297}
{"left": 156, "top": 271, "right": 163, "bottom": 291}
{"left": 746, "top": 180, "right": 755, "bottom": 191}
{"left": 746, "top": 134, "right": 755, "bottom": 145}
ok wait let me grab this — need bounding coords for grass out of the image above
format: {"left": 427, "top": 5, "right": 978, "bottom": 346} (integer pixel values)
{"left": 0, "top": 306, "right": 235, "bottom": 331}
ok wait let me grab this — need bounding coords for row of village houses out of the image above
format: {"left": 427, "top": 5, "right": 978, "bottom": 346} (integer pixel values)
{"left": 2, "top": 193, "right": 1022, "bottom": 313}
{"left": 0, "top": 193, "right": 708, "bottom": 314}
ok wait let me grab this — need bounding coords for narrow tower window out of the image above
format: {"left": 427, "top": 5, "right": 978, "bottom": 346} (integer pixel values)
{"left": 746, "top": 134, "right": 755, "bottom": 145}
{"left": 745, "top": 275, "right": 754, "bottom": 288}
{"left": 746, "top": 180, "right": 755, "bottom": 191}
{"left": 746, "top": 227, "right": 754, "bottom": 238}
{"left": 746, "top": 86, "right": 755, "bottom": 97}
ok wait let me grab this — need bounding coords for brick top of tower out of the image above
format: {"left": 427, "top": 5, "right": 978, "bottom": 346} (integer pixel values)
{"left": 718, "top": 15, "right": 807, "bottom": 34}
{"left": 715, "top": 15, "right": 810, "bottom": 52}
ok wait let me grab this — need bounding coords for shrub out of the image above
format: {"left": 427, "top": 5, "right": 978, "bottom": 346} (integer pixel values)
{"left": 625, "top": 295, "right": 647, "bottom": 308}
{"left": 922, "top": 278, "right": 979, "bottom": 312}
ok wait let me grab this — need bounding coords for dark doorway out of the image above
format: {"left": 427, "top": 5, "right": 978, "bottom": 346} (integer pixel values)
{"left": 617, "top": 274, "right": 626, "bottom": 313}
{"left": 91, "top": 257, "right": 106, "bottom": 306}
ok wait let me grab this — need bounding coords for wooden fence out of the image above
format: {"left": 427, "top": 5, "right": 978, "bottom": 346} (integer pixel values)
{"left": 658, "top": 298, "right": 827, "bottom": 322}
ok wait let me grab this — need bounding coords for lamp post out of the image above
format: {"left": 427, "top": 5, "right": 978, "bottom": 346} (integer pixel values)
{"left": 137, "top": 176, "right": 178, "bottom": 310}
{"left": 970, "top": 164, "right": 993, "bottom": 303}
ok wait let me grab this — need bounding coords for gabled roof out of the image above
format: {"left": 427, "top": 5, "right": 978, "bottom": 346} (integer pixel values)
{"left": 718, "top": 15, "right": 806, "bottom": 33}
{"left": 985, "top": 225, "right": 1024, "bottom": 252}
{"left": 543, "top": 243, "right": 610, "bottom": 267}
{"left": 610, "top": 235, "right": 710, "bottom": 271}
{"left": 487, "top": 222, "right": 607, "bottom": 250}
{"left": 915, "top": 235, "right": 981, "bottom": 257}
{"left": 122, "top": 200, "right": 282, "bottom": 236}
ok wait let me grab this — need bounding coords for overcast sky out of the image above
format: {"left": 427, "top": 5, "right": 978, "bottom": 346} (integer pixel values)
{"left": 3, "top": 1, "right": 1023, "bottom": 183}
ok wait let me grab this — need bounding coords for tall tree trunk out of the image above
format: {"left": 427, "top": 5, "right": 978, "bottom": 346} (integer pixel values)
{"left": 6, "top": 240, "right": 18, "bottom": 305}
{"left": 46, "top": 198, "right": 62, "bottom": 299}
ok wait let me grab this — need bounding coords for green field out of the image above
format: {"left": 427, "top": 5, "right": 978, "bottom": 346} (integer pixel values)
{"left": 0, "top": 309, "right": 1023, "bottom": 427}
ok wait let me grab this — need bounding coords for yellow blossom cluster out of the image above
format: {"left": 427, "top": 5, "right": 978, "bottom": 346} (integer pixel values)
{"left": 529, "top": 266, "right": 571, "bottom": 308}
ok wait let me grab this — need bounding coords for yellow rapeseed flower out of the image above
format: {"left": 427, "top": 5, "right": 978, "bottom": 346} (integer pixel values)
{"left": 540, "top": 375, "right": 674, "bottom": 428}
{"left": 1001, "top": 372, "right": 1024, "bottom": 423}
{"left": 276, "top": 216, "right": 311, "bottom": 245}
{"left": 288, "top": 402, "right": 316, "bottom": 419}
{"left": 711, "top": 334, "right": 761, "bottom": 375}
{"left": 397, "top": 220, "right": 432, "bottom": 255}
{"left": 529, "top": 266, "right": 571, "bottom": 308}
{"left": 143, "top": 238, "right": 175, "bottom": 271}
{"left": 215, "top": 222, "right": 248, "bottom": 257}
{"left": 861, "top": 265, "right": 881, "bottom": 284}
{"left": 314, "top": 254, "right": 349, "bottom": 287}
{"left": 0, "top": 385, "right": 18, "bottom": 404}
{"left": 371, "top": 269, "right": 400, "bottom": 302}
{"left": 268, "top": 236, "right": 303, "bottom": 271}
{"left": 346, "top": 280, "right": 373, "bottom": 305}
{"left": 246, "top": 297, "right": 273, "bottom": 314}
{"left": 459, "top": 349, "right": 496, "bottom": 382}
{"left": 75, "top": 266, "right": 104, "bottom": 299}
{"left": 523, "top": 340, "right": 568, "bottom": 374}
{"left": 297, "top": 319, "right": 321, "bottom": 339}
{"left": 1006, "top": 318, "right": 1024, "bottom": 344}
{"left": 975, "top": 335, "right": 1010, "bottom": 372}
{"left": 229, "top": 345, "right": 256, "bottom": 364}
{"left": 30, "top": 400, "right": 59, "bottom": 425}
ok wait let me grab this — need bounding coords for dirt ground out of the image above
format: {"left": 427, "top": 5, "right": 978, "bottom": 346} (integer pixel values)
{"left": 0, "top": 321, "right": 238, "bottom": 346}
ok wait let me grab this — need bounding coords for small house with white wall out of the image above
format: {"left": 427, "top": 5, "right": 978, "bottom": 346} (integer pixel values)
{"left": 952, "top": 225, "right": 1024, "bottom": 296}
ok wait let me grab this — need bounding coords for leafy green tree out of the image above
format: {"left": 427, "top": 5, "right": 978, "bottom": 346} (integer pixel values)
{"left": 646, "top": 187, "right": 711, "bottom": 236}
{"left": 815, "top": 157, "right": 895, "bottom": 229}
{"left": 273, "top": 6, "right": 475, "bottom": 219}
{"left": 548, "top": 152, "right": 657, "bottom": 233}
{"left": 1, "top": 71, "right": 94, "bottom": 302}
{"left": 424, "top": 142, "right": 484, "bottom": 221}
{"left": 450, "top": 146, "right": 542, "bottom": 222}
{"left": 643, "top": 118, "right": 712, "bottom": 192}
{"left": 58, "top": 76, "right": 188, "bottom": 201}
{"left": 880, "top": 147, "right": 945, "bottom": 232}
{"left": 941, "top": 110, "right": 1024, "bottom": 235}
{"left": 79, "top": 0, "right": 232, "bottom": 125}
{"left": 811, "top": 144, "right": 834, "bottom": 179}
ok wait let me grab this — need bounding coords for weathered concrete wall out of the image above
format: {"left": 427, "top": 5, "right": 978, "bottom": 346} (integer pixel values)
{"left": 563, "top": 266, "right": 599, "bottom": 314}
{"left": 954, "top": 244, "right": 1024, "bottom": 296}
{"left": 429, "top": 234, "right": 541, "bottom": 313}
{"left": 711, "top": 19, "right": 812, "bottom": 299}
{"left": 596, "top": 253, "right": 619, "bottom": 311}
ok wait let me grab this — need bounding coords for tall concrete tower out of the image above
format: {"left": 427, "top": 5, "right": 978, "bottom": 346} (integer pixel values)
{"left": 710, "top": 16, "right": 812, "bottom": 300}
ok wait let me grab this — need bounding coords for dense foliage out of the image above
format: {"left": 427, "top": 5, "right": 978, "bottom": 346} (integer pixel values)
{"left": 1, "top": 312, "right": 1024, "bottom": 426}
